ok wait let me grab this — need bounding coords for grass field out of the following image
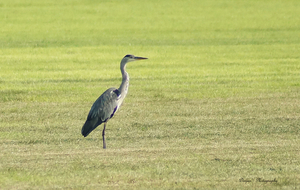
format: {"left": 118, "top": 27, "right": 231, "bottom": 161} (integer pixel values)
{"left": 1, "top": 0, "right": 300, "bottom": 189}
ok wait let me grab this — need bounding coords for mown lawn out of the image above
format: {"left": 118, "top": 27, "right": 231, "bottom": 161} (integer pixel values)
{"left": 0, "top": 0, "right": 300, "bottom": 189}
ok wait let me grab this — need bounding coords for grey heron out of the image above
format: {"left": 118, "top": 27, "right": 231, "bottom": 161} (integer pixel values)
{"left": 81, "top": 54, "right": 148, "bottom": 149}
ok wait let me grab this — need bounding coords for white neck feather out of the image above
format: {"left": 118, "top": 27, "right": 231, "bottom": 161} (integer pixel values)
{"left": 118, "top": 62, "right": 129, "bottom": 97}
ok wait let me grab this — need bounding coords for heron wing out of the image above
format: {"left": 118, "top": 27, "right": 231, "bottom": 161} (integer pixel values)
{"left": 89, "top": 88, "right": 120, "bottom": 121}
{"left": 81, "top": 88, "right": 120, "bottom": 137}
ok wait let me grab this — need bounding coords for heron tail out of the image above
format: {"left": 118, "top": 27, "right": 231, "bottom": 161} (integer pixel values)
{"left": 81, "top": 118, "right": 102, "bottom": 137}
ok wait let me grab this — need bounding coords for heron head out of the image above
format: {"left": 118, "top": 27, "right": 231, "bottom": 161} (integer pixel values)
{"left": 123, "top": 54, "right": 148, "bottom": 63}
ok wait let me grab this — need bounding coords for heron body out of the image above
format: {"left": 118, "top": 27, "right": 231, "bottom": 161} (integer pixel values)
{"left": 81, "top": 54, "right": 148, "bottom": 149}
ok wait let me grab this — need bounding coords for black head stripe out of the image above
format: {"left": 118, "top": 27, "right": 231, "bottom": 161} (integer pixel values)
{"left": 125, "top": 54, "right": 134, "bottom": 58}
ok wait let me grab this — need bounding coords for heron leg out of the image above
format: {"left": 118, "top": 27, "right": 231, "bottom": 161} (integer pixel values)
{"left": 102, "top": 122, "right": 107, "bottom": 149}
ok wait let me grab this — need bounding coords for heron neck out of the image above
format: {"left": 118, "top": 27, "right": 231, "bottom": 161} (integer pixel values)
{"left": 118, "top": 63, "right": 129, "bottom": 94}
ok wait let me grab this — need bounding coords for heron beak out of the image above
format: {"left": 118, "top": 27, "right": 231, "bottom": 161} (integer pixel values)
{"left": 134, "top": 56, "right": 148, "bottom": 61}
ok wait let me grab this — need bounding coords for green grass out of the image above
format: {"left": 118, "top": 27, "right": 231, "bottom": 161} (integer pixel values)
{"left": 1, "top": 0, "right": 300, "bottom": 189}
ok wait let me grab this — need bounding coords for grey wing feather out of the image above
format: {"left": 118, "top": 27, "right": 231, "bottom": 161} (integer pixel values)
{"left": 81, "top": 88, "right": 120, "bottom": 137}
{"left": 88, "top": 88, "right": 119, "bottom": 121}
